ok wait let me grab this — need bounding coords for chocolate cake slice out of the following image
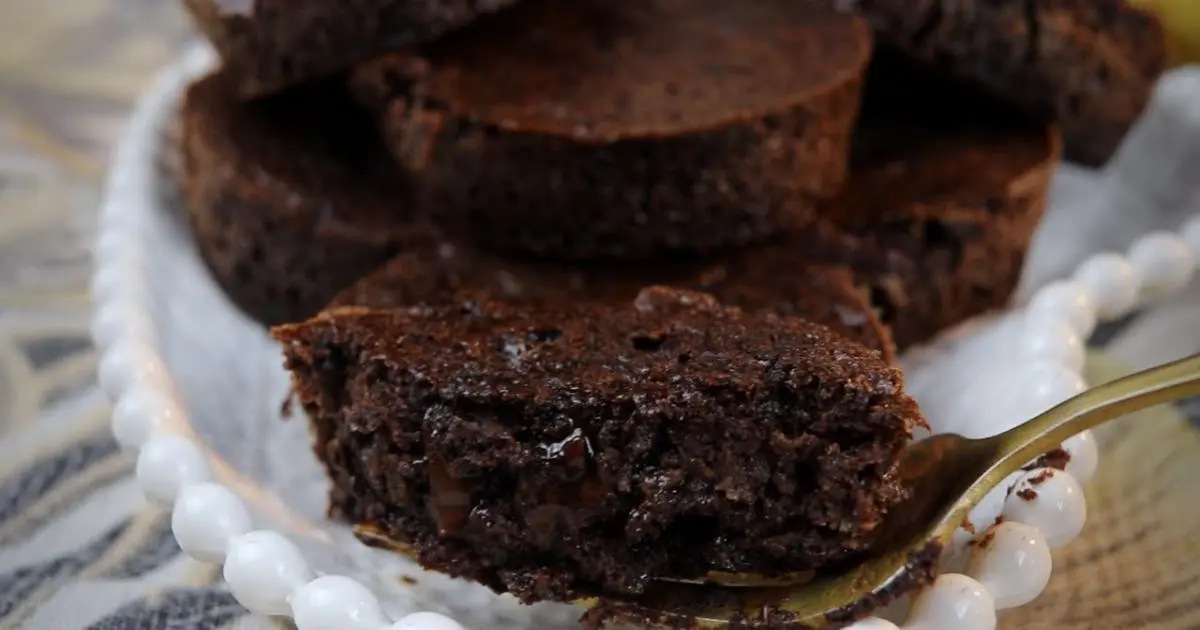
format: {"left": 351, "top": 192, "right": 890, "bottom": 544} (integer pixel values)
{"left": 183, "top": 0, "right": 521, "bottom": 97}
{"left": 274, "top": 289, "right": 924, "bottom": 603}
{"left": 805, "top": 55, "right": 1061, "bottom": 349}
{"left": 350, "top": 0, "right": 872, "bottom": 259}
{"left": 831, "top": 0, "right": 1168, "bottom": 165}
{"left": 180, "top": 72, "right": 436, "bottom": 326}
{"left": 330, "top": 242, "right": 896, "bottom": 362}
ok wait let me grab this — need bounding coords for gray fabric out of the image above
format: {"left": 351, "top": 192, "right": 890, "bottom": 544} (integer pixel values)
{"left": 0, "top": 421, "right": 291, "bottom": 629}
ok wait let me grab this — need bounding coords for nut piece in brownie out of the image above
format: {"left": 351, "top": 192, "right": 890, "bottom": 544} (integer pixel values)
{"left": 805, "top": 54, "right": 1061, "bottom": 349}
{"left": 832, "top": 0, "right": 1168, "bottom": 165}
{"left": 182, "top": 0, "right": 521, "bottom": 97}
{"left": 329, "top": 242, "right": 896, "bottom": 362}
{"left": 350, "top": 0, "right": 872, "bottom": 259}
{"left": 273, "top": 289, "right": 924, "bottom": 603}
{"left": 180, "top": 72, "right": 436, "bottom": 326}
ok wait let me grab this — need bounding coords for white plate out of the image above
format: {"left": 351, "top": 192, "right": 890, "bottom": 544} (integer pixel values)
{"left": 91, "top": 44, "right": 1200, "bottom": 630}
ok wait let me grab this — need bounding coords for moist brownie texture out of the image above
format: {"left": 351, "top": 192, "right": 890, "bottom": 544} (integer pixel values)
{"left": 183, "top": 0, "right": 520, "bottom": 97}
{"left": 274, "top": 291, "right": 923, "bottom": 602}
{"left": 181, "top": 72, "right": 435, "bottom": 326}
{"left": 832, "top": 0, "right": 1168, "bottom": 166}
{"left": 330, "top": 242, "right": 896, "bottom": 362}
{"left": 804, "top": 56, "right": 1061, "bottom": 349}
{"left": 350, "top": 0, "right": 872, "bottom": 259}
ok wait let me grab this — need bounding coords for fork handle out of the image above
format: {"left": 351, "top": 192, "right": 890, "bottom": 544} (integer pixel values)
{"left": 992, "top": 352, "right": 1200, "bottom": 472}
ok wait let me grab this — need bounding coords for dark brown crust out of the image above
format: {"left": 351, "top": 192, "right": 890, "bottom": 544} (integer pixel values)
{"left": 833, "top": 0, "right": 1168, "bottom": 165}
{"left": 182, "top": 0, "right": 520, "bottom": 98}
{"left": 803, "top": 55, "right": 1061, "bottom": 348}
{"left": 350, "top": 0, "right": 873, "bottom": 259}
{"left": 180, "top": 72, "right": 436, "bottom": 325}
{"left": 274, "top": 293, "right": 923, "bottom": 603}
{"left": 329, "top": 243, "right": 897, "bottom": 363}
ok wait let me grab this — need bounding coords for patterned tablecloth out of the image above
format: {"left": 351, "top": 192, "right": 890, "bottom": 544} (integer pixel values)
{"left": 0, "top": 3, "right": 1199, "bottom": 629}
{"left": 0, "top": 3, "right": 283, "bottom": 628}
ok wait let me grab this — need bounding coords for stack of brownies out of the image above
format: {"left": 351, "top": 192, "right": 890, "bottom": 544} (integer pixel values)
{"left": 179, "top": 0, "right": 1168, "bottom": 624}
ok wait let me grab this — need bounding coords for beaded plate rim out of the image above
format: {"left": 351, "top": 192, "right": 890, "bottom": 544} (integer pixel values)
{"left": 88, "top": 42, "right": 1200, "bottom": 630}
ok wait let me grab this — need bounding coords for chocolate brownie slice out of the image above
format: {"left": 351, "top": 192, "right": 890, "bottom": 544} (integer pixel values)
{"left": 833, "top": 0, "right": 1168, "bottom": 165}
{"left": 330, "top": 242, "right": 896, "bottom": 362}
{"left": 273, "top": 290, "right": 924, "bottom": 603}
{"left": 806, "top": 55, "right": 1061, "bottom": 349}
{"left": 350, "top": 0, "right": 872, "bottom": 259}
{"left": 183, "top": 0, "right": 520, "bottom": 97}
{"left": 181, "top": 72, "right": 436, "bottom": 326}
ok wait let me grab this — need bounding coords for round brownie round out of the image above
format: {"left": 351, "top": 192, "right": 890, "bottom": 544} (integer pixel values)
{"left": 329, "top": 242, "right": 897, "bottom": 363}
{"left": 182, "top": 0, "right": 521, "bottom": 97}
{"left": 804, "top": 55, "right": 1062, "bottom": 349}
{"left": 180, "top": 72, "right": 436, "bottom": 326}
{"left": 273, "top": 289, "right": 924, "bottom": 604}
{"left": 832, "top": 0, "right": 1168, "bottom": 166}
{"left": 350, "top": 0, "right": 872, "bottom": 259}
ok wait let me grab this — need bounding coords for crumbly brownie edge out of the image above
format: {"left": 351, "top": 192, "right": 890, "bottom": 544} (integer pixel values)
{"left": 273, "top": 304, "right": 921, "bottom": 602}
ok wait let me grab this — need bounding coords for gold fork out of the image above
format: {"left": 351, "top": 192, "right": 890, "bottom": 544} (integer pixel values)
{"left": 572, "top": 352, "right": 1200, "bottom": 627}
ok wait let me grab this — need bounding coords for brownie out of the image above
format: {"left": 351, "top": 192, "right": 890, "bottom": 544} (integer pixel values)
{"left": 330, "top": 242, "right": 896, "bottom": 362}
{"left": 180, "top": 72, "right": 436, "bottom": 326}
{"left": 183, "top": 0, "right": 521, "bottom": 97}
{"left": 832, "top": 0, "right": 1168, "bottom": 165}
{"left": 803, "top": 55, "right": 1061, "bottom": 349}
{"left": 349, "top": 0, "right": 872, "bottom": 259}
{"left": 273, "top": 290, "right": 924, "bottom": 603}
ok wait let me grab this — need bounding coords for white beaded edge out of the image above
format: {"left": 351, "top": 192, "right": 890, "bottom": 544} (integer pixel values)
{"left": 91, "top": 44, "right": 1200, "bottom": 630}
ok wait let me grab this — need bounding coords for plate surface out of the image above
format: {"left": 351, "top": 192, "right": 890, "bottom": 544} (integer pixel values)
{"left": 97, "top": 44, "right": 1200, "bottom": 629}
